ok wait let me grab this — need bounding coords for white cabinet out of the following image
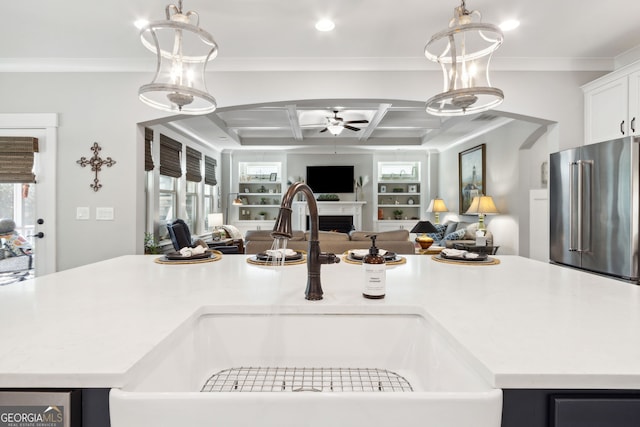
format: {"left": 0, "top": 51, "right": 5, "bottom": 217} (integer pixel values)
{"left": 374, "top": 161, "right": 422, "bottom": 225}
{"left": 583, "top": 63, "right": 640, "bottom": 145}
{"left": 629, "top": 70, "right": 640, "bottom": 135}
{"left": 235, "top": 162, "right": 282, "bottom": 225}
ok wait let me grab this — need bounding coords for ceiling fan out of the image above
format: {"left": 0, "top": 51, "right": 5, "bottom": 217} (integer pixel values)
{"left": 318, "top": 110, "right": 369, "bottom": 135}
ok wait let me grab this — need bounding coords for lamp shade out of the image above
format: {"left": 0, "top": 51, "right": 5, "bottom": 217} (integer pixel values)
{"left": 410, "top": 221, "right": 438, "bottom": 234}
{"left": 465, "top": 195, "right": 499, "bottom": 215}
{"left": 208, "top": 212, "right": 224, "bottom": 228}
{"left": 427, "top": 198, "right": 448, "bottom": 213}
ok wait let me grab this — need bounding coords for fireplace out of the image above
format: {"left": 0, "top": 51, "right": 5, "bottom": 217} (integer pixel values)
{"left": 292, "top": 201, "right": 365, "bottom": 231}
{"left": 307, "top": 215, "right": 354, "bottom": 233}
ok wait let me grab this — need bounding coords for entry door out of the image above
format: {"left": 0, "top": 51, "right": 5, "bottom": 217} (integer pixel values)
{"left": 0, "top": 114, "right": 58, "bottom": 276}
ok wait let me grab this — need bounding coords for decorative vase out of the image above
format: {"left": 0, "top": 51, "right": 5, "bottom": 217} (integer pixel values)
{"left": 415, "top": 234, "right": 434, "bottom": 249}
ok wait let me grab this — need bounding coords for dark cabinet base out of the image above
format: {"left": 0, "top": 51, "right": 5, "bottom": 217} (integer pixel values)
{"left": 4, "top": 387, "right": 640, "bottom": 427}
{"left": 503, "top": 389, "right": 640, "bottom": 427}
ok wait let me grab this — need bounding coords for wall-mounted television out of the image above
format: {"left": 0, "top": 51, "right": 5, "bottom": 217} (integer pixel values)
{"left": 306, "top": 165, "right": 354, "bottom": 193}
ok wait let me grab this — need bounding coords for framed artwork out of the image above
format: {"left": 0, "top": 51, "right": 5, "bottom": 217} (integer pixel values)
{"left": 380, "top": 185, "right": 387, "bottom": 193}
{"left": 269, "top": 172, "right": 277, "bottom": 181}
{"left": 408, "top": 184, "right": 417, "bottom": 193}
{"left": 458, "top": 144, "right": 486, "bottom": 214}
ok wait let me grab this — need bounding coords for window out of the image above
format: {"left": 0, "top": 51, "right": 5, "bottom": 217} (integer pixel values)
{"left": 378, "top": 162, "right": 420, "bottom": 181}
{"left": 203, "top": 184, "right": 216, "bottom": 228}
{"left": 158, "top": 175, "right": 176, "bottom": 239}
{"left": 143, "top": 127, "right": 220, "bottom": 244}
{"left": 0, "top": 183, "right": 36, "bottom": 241}
{"left": 185, "top": 181, "right": 198, "bottom": 232}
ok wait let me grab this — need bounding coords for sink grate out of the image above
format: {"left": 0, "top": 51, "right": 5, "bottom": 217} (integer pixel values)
{"left": 201, "top": 367, "right": 414, "bottom": 393}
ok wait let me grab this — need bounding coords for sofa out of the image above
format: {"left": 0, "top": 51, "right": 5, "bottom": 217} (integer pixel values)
{"left": 244, "top": 229, "right": 416, "bottom": 255}
{"left": 428, "top": 221, "right": 493, "bottom": 248}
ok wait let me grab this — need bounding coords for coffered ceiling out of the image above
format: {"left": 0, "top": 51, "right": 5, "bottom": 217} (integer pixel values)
{"left": 161, "top": 99, "right": 540, "bottom": 153}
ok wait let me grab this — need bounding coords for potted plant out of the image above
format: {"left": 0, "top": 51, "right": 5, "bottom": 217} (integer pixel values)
{"left": 393, "top": 209, "right": 403, "bottom": 220}
{"left": 144, "top": 232, "right": 160, "bottom": 254}
{"left": 258, "top": 211, "right": 268, "bottom": 220}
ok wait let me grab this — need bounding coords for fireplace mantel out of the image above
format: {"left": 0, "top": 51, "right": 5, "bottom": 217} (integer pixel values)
{"left": 292, "top": 201, "right": 366, "bottom": 231}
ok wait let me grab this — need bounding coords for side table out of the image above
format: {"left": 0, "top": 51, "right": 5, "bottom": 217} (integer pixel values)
{"left": 418, "top": 245, "right": 444, "bottom": 255}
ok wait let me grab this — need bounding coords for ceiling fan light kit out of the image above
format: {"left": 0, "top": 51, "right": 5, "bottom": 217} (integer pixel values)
{"left": 318, "top": 110, "right": 370, "bottom": 136}
{"left": 424, "top": 0, "right": 504, "bottom": 116}
{"left": 139, "top": 0, "right": 218, "bottom": 115}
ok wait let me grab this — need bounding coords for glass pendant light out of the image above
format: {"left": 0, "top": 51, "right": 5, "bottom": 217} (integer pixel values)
{"left": 424, "top": 0, "right": 503, "bottom": 116}
{"left": 139, "top": 1, "right": 218, "bottom": 115}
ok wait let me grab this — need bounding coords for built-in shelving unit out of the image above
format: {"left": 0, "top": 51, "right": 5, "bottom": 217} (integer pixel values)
{"left": 374, "top": 161, "right": 422, "bottom": 231}
{"left": 236, "top": 162, "right": 282, "bottom": 223}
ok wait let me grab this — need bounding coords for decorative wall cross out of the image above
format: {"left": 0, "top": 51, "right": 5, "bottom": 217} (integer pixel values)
{"left": 77, "top": 142, "right": 116, "bottom": 192}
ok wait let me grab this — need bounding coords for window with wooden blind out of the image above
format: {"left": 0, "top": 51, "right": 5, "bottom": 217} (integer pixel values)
{"left": 159, "top": 134, "right": 182, "bottom": 178}
{"left": 144, "top": 127, "right": 154, "bottom": 172}
{"left": 185, "top": 146, "right": 202, "bottom": 182}
{"left": 204, "top": 155, "right": 217, "bottom": 186}
{"left": 0, "top": 137, "right": 39, "bottom": 183}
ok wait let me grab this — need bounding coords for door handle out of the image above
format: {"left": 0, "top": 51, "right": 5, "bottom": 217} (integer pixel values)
{"left": 29, "top": 232, "right": 44, "bottom": 238}
{"left": 632, "top": 117, "right": 636, "bottom": 133}
{"left": 621, "top": 120, "right": 626, "bottom": 135}
{"left": 569, "top": 161, "right": 577, "bottom": 251}
{"left": 576, "top": 160, "right": 584, "bottom": 252}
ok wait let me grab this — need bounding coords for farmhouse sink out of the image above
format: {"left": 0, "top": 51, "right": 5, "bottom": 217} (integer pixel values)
{"left": 110, "top": 311, "right": 502, "bottom": 427}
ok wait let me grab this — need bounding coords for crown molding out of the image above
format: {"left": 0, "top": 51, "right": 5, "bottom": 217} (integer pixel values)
{"left": 0, "top": 56, "right": 615, "bottom": 73}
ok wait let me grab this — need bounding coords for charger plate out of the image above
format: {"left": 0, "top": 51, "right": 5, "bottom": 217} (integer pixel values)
{"left": 155, "top": 250, "right": 222, "bottom": 265}
{"left": 247, "top": 251, "right": 307, "bottom": 266}
{"left": 342, "top": 251, "right": 407, "bottom": 266}
{"left": 431, "top": 254, "right": 500, "bottom": 266}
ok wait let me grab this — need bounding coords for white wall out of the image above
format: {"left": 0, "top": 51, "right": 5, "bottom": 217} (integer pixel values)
{"left": 0, "top": 69, "right": 606, "bottom": 270}
{"left": 437, "top": 121, "right": 547, "bottom": 255}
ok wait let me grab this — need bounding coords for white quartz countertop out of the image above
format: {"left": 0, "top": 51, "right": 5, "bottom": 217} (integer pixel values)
{"left": 1, "top": 254, "right": 640, "bottom": 390}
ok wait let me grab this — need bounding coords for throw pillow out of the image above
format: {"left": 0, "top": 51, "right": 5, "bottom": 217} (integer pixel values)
{"left": 444, "top": 221, "right": 459, "bottom": 236}
{"left": 3, "top": 231, "right": 32, "bottom": 256}
{"left": 426, "top": 223, "right": 447, "bottom": 241}
{"left": 442, "top": 228, "right": 466, "bottom": 241}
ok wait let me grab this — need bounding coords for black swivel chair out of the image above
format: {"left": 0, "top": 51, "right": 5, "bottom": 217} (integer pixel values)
{"left": 166, "top": 219, "right": 241, "bottom": 254}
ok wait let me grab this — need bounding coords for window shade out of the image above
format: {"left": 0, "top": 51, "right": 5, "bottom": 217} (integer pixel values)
{"left": 185, "top": 146, "right": 202, "bottom": 182}
{"left": 0, "top": 137, "right": 39, "bottom": 183}
{"left": 144, "top": 127, "right": 154, "bottom": 172}
{"left": 159, "top": 134, "right": 182, "bottom": 178}
{"left": 204, "top": 156, "right": 217, "bottom": 186}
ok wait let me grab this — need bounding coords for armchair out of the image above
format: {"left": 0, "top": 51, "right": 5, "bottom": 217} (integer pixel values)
{"left": 166, "top": 219, "right": 242, "bottom": 254}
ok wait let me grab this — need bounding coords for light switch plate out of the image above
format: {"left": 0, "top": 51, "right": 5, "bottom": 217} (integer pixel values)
{"left": 76, "top": 207, "right": 90, "bottom": 220}
{"left": 96, "top": 207, "right": 114, "bottom": 221}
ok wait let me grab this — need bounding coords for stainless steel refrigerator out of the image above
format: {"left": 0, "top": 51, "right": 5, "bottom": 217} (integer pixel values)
{"left": 549, "top": 136, "right": 639, "bottom": 282}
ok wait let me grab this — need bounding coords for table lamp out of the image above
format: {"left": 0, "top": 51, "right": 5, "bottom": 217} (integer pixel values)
{"left": 208, "top": 213, "right": 224, "bottom": 240}
{"left": 465, "top": 195, "right": 499, "bottom": 231}
{"left": 410, "top": 220, "right": 438, "bottom": 249}
{"left": 426, "top": 198, "right": 448, "bottom": 224}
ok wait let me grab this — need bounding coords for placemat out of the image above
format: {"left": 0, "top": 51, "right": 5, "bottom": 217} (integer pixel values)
{"left": 154, "top": 250, "right": 223, "bottom": 265}
{"left": 431, "top": 254, "right": 500, "bottom": 266}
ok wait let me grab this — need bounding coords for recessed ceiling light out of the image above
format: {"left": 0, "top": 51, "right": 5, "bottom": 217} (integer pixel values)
{"left": 134, "top": 19, "right": 149, "bottom": 29}
{"left": 499, "top": 19, "right": 520, "bottom": 31}
{"left": 315, "top": 19, "right": 335, "bottom": 32}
